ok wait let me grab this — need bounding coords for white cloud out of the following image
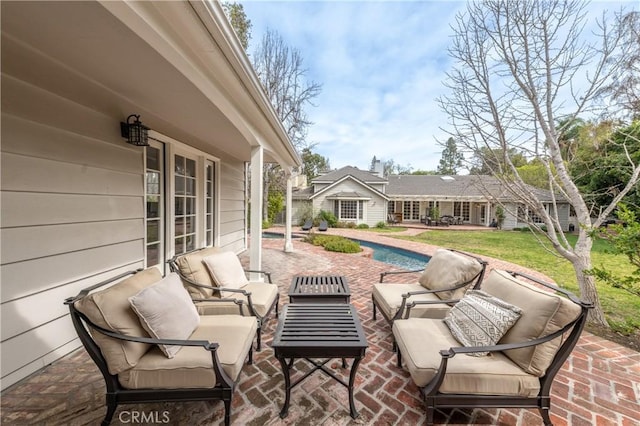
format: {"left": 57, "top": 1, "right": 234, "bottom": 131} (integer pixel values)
{"left": 241, "top": 0, "right": 637, "bottom": 172}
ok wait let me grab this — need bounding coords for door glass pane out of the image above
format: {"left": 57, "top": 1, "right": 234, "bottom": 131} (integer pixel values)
{"left": 145, "top": 145, "right": 164, "bottom": 269}
{"left": 147, "top": 220, "right": 159, "bottom": 241}
{"left": 186, "top": 158, "right": 196, "bottom": 177}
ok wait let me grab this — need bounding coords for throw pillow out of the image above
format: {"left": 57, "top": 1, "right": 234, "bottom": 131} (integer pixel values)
{"left": 129, "top": 272, "right": 200, "bottom": 358}
{"left": 444, "top": 290, "right": 522, "bottom": 356}
{"left": 202, "top": 251, "right": 249, "bottom": 298}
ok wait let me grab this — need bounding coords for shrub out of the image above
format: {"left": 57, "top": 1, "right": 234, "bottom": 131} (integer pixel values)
{"left": 316, "top": 210, "right": 338, "bottom": 227}
{"left": 356, "top": 223, "right": 369, "bottom": 229}
{"left": 322, "top": 237, "right": 361, "bottom": 253}
{"left": 376, "top": 221, "right": 387, "bottom": 229}
{"left": 304, "top": 234, "right": 361, "bottom": 253}
{"left": 262, "top": 220, "right": 271, "bottom": 229}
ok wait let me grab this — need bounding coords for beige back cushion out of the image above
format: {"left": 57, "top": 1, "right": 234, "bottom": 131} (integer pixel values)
{"left": 174, "top": 247, "right": 221, "bottom": 298}
{"left": 482, "top": 269, "right": 581, "bottom": 377}
{"left": 202, "top": 251, "right": 249, "bottom": 298}
{"left": 418, "top": 249, "right": 483, "bottom": 300}
{"left": 75, "top": 268, "right": 162, "bottom": 375}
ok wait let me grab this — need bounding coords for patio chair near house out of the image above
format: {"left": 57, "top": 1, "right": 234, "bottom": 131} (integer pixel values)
{"left": 393, "top": 269, "right": 593, "bottom": 426}
{"left": 387, "top": 214, "right": 398, "bottom": 225}
{"left": 318, "top": 220, "right": 328, "bottom": 231}
{"left": 301, "top": 219, "right": 313, "bottom": 231}
{"left": 168, "top": 247, "right": 279, "bottom": 351}
{"left": 64, "top": 268, "right": 257, "bottom": 426}
{"left": 372, "top": 248, "right": 487, "bottom": 325}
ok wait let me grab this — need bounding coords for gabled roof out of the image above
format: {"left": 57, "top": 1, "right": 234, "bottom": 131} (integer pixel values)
{"left": 313, "top": 166, "right": 387, "bottom": 184}
{"left": 310, "top": 173, "right": 390, "bottom": 201}
{"left": 386, "top": 175, "right": 561, "bottom": 202}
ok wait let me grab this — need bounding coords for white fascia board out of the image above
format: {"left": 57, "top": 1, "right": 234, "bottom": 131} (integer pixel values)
{"left": 310, "top": 175, "right": 390, "bottom": 201}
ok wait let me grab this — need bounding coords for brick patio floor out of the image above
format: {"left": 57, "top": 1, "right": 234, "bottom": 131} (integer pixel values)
{"left": 2, "top": 229, "right": 639, "bottom": 425}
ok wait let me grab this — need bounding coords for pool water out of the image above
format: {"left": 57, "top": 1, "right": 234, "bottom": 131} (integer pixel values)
{"left": 262, "top": 232, "right": 430, "bottom": 270}
{"left": 355, "top": 240, "right": 430, "bottom": 270}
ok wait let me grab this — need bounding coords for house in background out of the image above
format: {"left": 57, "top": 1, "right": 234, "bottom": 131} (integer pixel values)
{"left": 292, "top": 166, "right": 390, "bottom": 227}
{"left": 293, "top": 167, "right": 571, "bottom": 230}
{"left": 1, "top": 1, "right": 300, "bottom": 390}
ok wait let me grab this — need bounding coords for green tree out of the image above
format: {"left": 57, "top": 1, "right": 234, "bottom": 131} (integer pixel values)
{"left": 571, "top": 121, "right": 640, "bottom": 215}
{"left": 301, "top": 147, "right": 330, "bottom": 183}
{"left": 437, "top": 137, "right": 464, "bottom": 175}
{"left": 222, "top": 2, "right": 252, "bottom": 51}
{"left": 438, "top": 0, "right": 640, "bottom": 326}
{"left": 589, "top": 205, "right": 640, "bottom": 296}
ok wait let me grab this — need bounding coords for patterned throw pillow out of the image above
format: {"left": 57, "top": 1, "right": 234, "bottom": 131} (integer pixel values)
{"left": 444, "top": 290, "right": 522, "bottom": 356}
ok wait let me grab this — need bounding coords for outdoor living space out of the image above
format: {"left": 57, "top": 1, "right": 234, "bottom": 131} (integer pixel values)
{"left": 2, "top": 232, "right": 639, "bottom": 426}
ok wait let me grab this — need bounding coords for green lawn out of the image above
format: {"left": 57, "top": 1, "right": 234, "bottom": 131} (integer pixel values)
{"left": 385, "top": 229, "right": 640, "bottom": 335}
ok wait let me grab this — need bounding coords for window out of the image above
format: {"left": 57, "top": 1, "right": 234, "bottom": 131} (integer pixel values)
{"left": 388, "top": 201, "right": 395, "bottom": 214}
{"left": 341, "top": 200, "right": 357, "bottom": 219}
{"left": 205, "top": 161, "right": 216, "bottom": 246}
{"left": 403, "top": 201, "right": 420, "bottom": 220}
{"left": 454, "top": 202, "right": 470, "bottom": 221}
{"left": 145, "top": 143, "right": 164, "bottom": 268}
{"left": 335, "top": 200, "right": 365, "bottom": 220}
{"left": 174, "top": 154, "right": 197, "bottom": 255}
{"left": 144, "top": 139, "right": 218, "bottom": 268}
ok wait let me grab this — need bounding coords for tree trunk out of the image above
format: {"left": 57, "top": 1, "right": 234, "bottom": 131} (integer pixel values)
{"left": 572, "top": 252, "right": 608, "bottom": 326}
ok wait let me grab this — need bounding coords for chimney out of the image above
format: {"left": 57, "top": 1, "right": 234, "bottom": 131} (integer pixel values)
{"left": 373, "top": 160, "right": 384, "bottom": 177}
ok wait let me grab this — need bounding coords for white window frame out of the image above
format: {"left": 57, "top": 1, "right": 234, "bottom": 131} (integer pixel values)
{"left": 147, "top": 131, "right": 220, "bottom": 263}
{"left": 144, "top": 140, "right": 165, "bottom": 272}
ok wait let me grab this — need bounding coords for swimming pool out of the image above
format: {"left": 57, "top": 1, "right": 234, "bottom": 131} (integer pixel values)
{"left": 352, "top": 239, "right": 430, "bottom": 270}
{"left": 262, "top": 232, "right": 430, "bottom": 270}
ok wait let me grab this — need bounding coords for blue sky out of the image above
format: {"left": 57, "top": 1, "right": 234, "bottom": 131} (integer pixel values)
{"left": 240, "top": 0, "right": 637, "bottom": 173}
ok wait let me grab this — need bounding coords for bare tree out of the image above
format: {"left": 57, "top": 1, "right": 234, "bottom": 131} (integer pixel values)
{"left": 438, "top": 0, "right": 640, "bottom": 325}
{"left": 253, "top": 29, "right": 322, "bottom": 150}
{"left": 251, "top": 29, "right": 322, "bottom": 220}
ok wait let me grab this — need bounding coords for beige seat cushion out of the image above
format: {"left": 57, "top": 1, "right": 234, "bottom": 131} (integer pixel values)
{"left": 482, "top": 270, "right": 582, "bottom": 377}
{"left": 118, "top": 315, "right": 257, "bottom": 389}
{"left": 174, "top": 247, "right": 221, "bottom": 299}
{"left": 231, "top": 282, "right": 278, "bottom": 317}
{"left": 129, "top": 273, "right": 200, "bottom": 358}
{"left": 393, "top": 318, "right": 540, "bottom": 397}
{"left": 75, "top": 268, "right": 161, "bottom": 375}
{"left": 202, "top": 251, "right": 249, "bottom": 298}
{"left": 372, "top": 283, "right": 450, "bottom": 320}
{"left": 418, "top": 249, "right": 484, "bottom": 300}
{"left": 195, "top": 300, "right": 247, "bottom": 316}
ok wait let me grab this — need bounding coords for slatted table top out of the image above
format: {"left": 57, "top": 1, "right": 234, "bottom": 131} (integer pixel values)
{"left": 272, "top": 304, "right": 367, "bottom": 353}
{"left": 288, "top": 275, "right": 351, "bottom": 303}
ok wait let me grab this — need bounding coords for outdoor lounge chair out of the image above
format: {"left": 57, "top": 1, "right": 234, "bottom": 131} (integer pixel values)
{"left": 318, "top": 220, "right": 328, "bottom": 231}
{"left": 168, "top": 247, "right": 278, "bottom": 351}
{"left": 65, "top": 268, "right": 257, "bottom": 426}
{"left": 301, "top": 219, "right": 313, "bottom": 231}
{"left": 393, "top": 269, "right": 593, "bottom": 426}
{"left": 372, "top": 248, "right": 487, "bottom": 325}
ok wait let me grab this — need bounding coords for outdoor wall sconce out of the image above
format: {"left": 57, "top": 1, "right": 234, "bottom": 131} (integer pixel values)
{"left": 120, "top": 114, "right": 149, "bottom": 146}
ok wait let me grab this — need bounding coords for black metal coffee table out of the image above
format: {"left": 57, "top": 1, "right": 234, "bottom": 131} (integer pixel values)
{"left": 288, "top": 275, "right": 350, "bottom": 303}
{"left": 271, "top": 304, "right": 368, "bottom": 419}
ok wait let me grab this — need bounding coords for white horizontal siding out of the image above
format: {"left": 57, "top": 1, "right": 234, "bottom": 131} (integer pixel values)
{"left": 218, "top": 160, "right": 246, "bottom": 252}
{"left": 1, "top": 77, "right": 146, "bottom": 389}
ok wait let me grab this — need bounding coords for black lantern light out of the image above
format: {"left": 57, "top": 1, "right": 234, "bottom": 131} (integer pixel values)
{"left": 120, "top": 114, "right": 149, "bottom": 146}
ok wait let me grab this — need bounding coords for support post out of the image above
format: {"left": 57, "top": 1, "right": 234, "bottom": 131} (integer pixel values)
{"left": 284, "top": 170, "right": 294, "bottom": 252}
{"left": 249, "top": 146, "right": 263, "bottom": 281}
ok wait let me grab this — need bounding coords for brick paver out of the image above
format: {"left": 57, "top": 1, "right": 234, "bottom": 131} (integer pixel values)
{"left": 1, "top": 229, "right": 638, "bottom": 425}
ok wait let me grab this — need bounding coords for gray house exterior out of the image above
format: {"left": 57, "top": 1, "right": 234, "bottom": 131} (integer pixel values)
{"left": 292, "top": 167, "right": 571, "bottom": 230}
{"left": 1, "top": 1, "right": 300, "bottom": 390}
